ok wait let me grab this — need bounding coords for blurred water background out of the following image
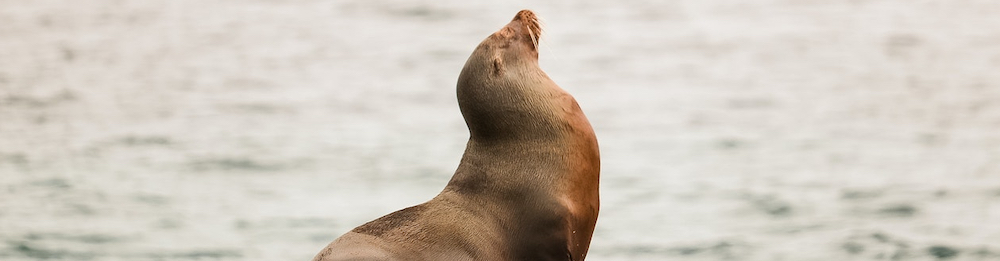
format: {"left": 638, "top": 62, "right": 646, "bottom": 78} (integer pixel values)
{"left": 3, "top": 1, "right": 1000, "bottom": 260}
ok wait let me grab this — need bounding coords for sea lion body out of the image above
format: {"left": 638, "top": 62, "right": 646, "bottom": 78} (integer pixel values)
{"left": 313, "top": 10, "right": 600, "bottom": 261}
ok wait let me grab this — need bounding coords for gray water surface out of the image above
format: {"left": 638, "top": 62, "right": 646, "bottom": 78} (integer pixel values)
{"left": 3, "top": 1, "right": 1000, "bottom": 260}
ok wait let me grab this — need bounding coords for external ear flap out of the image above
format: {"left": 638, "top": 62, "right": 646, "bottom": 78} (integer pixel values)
{"left": 492, "top": 54, "right": 504, "bottom": 77}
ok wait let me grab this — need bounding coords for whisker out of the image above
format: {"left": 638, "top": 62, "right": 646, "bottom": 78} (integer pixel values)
{"left": 526, "top": 25, "right": 539, "bottom": 50}
{"left": 536, "top": 16, "right": 558, "bottom": 61}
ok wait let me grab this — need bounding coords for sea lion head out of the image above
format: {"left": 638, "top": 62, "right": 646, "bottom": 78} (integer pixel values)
{"left": 476, "top": 9, "right": 542, "bottom": 68}
{"left": 456, "top": 10, "right": 560, "bottom": 142}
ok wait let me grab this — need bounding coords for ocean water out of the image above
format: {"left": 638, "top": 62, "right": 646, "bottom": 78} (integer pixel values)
{"left": 2, "top": 1, "right": 1000, "bottom": 260}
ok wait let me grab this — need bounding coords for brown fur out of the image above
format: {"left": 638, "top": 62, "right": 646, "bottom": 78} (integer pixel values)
{"left": 312, "top": 9, "right": 600, "bottom": 261}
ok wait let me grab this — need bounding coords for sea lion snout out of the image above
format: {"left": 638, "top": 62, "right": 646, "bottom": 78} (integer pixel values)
{"left": 491, "top": 9, "right": 541, "bottom": 52}
{"left": 512, "top": 9, "right": 541, "bottom": 43}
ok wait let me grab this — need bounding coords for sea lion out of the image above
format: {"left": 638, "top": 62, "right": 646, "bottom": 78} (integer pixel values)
{"left": 312, "top": 9, "right": 600, "bottom": 261}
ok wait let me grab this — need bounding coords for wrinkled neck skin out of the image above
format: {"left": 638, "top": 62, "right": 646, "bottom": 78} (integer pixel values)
{"left": 442, "top": 12, "right": 601, "bottom": 260}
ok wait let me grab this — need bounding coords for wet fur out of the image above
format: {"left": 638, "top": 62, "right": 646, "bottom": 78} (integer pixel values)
{"left": 312, "top": 10, "right": 600, "bottom": 261}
